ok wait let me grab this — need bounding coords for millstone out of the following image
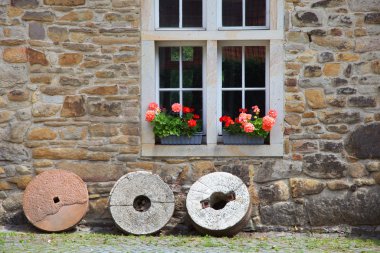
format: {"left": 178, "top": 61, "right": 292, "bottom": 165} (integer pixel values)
{"left": 109, "top": 171, "right": 175, "bottom": 235}
{"left": 23, "top": 170, "right": 89, "bottom": 232}
{"left": 186, "top": 172, "right": 252, "bottom": 237}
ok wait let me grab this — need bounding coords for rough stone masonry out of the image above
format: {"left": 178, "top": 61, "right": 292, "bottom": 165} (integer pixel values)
{"left": 0, "top": 0, "right": 379, "bottom": 233}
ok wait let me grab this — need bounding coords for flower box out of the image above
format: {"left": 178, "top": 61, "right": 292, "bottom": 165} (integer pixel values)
{"left": 160, "top": 134, "right": 202, "bottom": 145}
{"left": 222, "top": 131, "right": 264, "bottom": 145}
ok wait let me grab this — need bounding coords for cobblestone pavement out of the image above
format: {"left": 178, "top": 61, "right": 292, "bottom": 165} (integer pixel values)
{"left": 1, "top": 227, "right": 380, "bottom": 253}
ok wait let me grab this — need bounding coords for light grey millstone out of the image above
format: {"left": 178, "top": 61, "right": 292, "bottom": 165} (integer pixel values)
{"left": 109, "top": 171, "right": 175, "bottom": 235}
{"left": 186, "top": 172, "right": 251, "bottom": 237}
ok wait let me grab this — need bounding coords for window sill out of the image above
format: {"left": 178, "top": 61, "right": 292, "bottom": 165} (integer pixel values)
{"left": 155, "top": 28, "right": 206, "bottom": 31}
{"left": 141, "top": 143, "right": 283, "bottom": 157}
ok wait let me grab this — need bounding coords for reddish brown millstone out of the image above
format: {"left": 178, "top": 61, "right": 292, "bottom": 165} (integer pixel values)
{"left": 23, "top": 170, "right": 89, "bottom": 232}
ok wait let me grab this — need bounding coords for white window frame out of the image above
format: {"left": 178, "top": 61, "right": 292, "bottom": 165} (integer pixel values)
{"left": 155, "top": 41, "right": 207, "bottom": 133}
{"left": 155, "top": 0, "right": 206, "bottom": 30}
{"left": 217, "top": 41, "right": 269, "bottom": 135}
{"left": 218, "top": 0, "right": 270, "bottom": 30}
{"left": 141, "top": 0, "right": 284, "bottom": 157}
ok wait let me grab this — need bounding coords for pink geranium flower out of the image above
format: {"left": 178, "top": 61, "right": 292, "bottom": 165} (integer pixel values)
{"left": 148, "top": 102, "right": 159, "bottom": 111}
{"left": 262, "top": 115, "right": 275, "bottom": 132}
{"left": 252, "top": 105, "right": 260, "bottom": 114}
{"left": 171, "top": 103, "right": 182, "bottom": 113}
{"left": 238, "top": 113, "right": 252, "bottom": 123}
{"left": 145, "top": 110, "right": 156, "bottom": 122}
{"left": 243, "top": 123, "right": 255, "bottom": 133}
{"left": 268, "top": 109, "right": 278, "bottom": 119}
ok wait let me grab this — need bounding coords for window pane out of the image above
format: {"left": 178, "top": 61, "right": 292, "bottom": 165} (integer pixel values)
{"left": 159, "top": 47, "right": 180, "bottom": 88}
{"left": 222, "top": 0, "right": 242, "bottom": 26}
{"left": 183, "top": 0, "right": 203, "bottom": 27}
{"left": 246, "top": 0, "right": 266, "bottom": 26}
{"left": 183, "top": 90, "right": 203, "bottom": 121}
{"left": 245, "top": 46, "right": 266, "bottom": 88}
{"left": 182, "top": 47, "right": 202, "bottom": 88}
{"left": 245, "top": 90, "right": 266, "bottom": 116}
{"left": 159, "top": 0, "right": 179, "bottom": 27}
{"left": 222, "top": 91, "right": 242, "bottom": 118}
{"left": 222, "top": 47, "right": 242, "bottom": 88}
{"left": 160, "top": 91, "right": 180, "bottom": 112}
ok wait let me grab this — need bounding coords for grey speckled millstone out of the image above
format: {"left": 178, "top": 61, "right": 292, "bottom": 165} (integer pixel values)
{"left": 109, "top": 171, "right": 175, "bottom": 235}
{"left": 186, "top": 172, "right": 252, "bottom": 237}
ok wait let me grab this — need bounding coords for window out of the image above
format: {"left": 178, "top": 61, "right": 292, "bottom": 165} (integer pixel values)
{"left": 157, "top": 45, "right": 204, "bottom": 128}
{"left": 220, "top": 44, "right": 267, "bottom": 122}
{"left": 158, "top": 0, "right": 204, "bottom": 28}
{"left": 221, "top": 0, "right": 268, "bottom": 28}
{"left": 141, "top": 0, "right": 284, "bottom": 156}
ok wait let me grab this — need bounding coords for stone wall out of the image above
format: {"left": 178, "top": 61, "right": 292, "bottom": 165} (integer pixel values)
{"left": 0, "top": 0, "right": 379, "bottom": 233}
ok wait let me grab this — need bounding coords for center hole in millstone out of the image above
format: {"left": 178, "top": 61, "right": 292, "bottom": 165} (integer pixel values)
{"left": 53, "top": 197, "right": 60, "bottom": 203}
{"left": 133, "top": 195, "right": 151, "bottom": 212}
{"left": 201, "top": 191, "right": 236, "bottom": 210}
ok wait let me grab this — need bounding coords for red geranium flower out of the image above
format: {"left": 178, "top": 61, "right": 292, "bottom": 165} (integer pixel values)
{"left": 187, "top": 119, "right": 197, "bottom": 128}
{"left": 183, "top": 106, "right": 191, "bottom": 113}
{"left": 239, "top": 108, "right": 247, "bottom": 113}
{"left": 193, "top": 114, "right": 200, "bottom": 119}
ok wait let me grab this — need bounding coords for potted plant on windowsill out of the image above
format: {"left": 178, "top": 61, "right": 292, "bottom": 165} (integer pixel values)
{"left": 145, "top": 102, "right": 202, "bottom": 145}
{"left": 220, "top": 106, "right": 277, "bottom": 145}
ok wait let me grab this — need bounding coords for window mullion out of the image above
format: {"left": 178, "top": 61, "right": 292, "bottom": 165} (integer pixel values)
{"left": 179, "top": 0, "right": 183, "bottom": 28}
{"left": 242, "top": 46, "right": 245, "bottom": 109}
{"left": 179, "top": 47, "right": 183, "bottom": 111}
{"left": 242, "top": 0, "right": 246, "bottom": 28}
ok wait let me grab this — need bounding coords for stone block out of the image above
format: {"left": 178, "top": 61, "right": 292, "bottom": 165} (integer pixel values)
{"left": 320, "top": 141, "right": 343, "bottom": 153}
{"left": 318, "top": 110, "right": 360, "bottom": 124}
{"left": 32, "top": 103, "right": 61, "bottom": 117}
{"left": 61, "top": 95, "right": 86, "bottom": 117}
{"left": 348, "top": 0, "right": 380, "bottom": 12}
{"left": 80, "top": 85, "right": 118, "bottom": 95}
{"left": 59, "top": 10, "right": 93, "bottom": 22}
{"left": 348, "top": 96, "right": 377, "bottom": 107}
{"left": 59, "top": 53, "right": 83, "bottom": 66}
{"left": 305, "top": 89, "right": 327, "bottom": 109}
{"left": 254, "top": 160, "right": 302, "bottom": 183}
{"left": 32, "top": 147, "right": 88, "bottom": 160}
{"left": 11, "top": 0, "right": 39, "bottom": 8}
{"left": 292, "top": 11, "right": 322, "bottom": 27}
{"left": 326, "top": 180, "right": 350, "bottom": 190}
{"left": 22, "top": 11, "right": 55, "bottom": 22}
{"left": 312, "top": 36, "right": 354, "bottom": 51}
{"left": 27, "top": 48, "right": 49, "bottom": 66}
{"left": 0, "top": 143, "right": 30, "bottom": 163}
{"left": 88, "top": 101, "right": 122, "bottom": 117}
{"left": 304, "top": 66, "right": 322, "bottom": 77}
{"left": 44, "top": 0, "right": 85, "bottom": 6}
{"left": 89, "top": 124, "right": 118, "bottom": 137}
{"left": 7, "top": 89, "right": 29, "bottom": 102}
{"left": 47, "top": 27, "right": 68, "bottom": 43}
{"left": 347, "top": 163, "right": 369, "bottom": 178}
{"left": 289, "top": 178, "right": 325, "bottom": 198}
{"left": 364, "top": 13, "right": 380, "bottom": 24}
{"left": 345, "top": 123, "right": 380, "bottom": 159}
{"left": 258, "top": 181, "right": 290, "bottom": 205}
{"left": 291, "top": 140, "right": 318, "bottom": 153}
{"left": 3, "top": 47, "right": 28, "bottom": 63}
{"left": 29, "top": 22, "right": 45, "bottom": 40}
{"left": 303, "top": 154, "right": 347, "bottom": 179}
{"left": 317, "top": 52, "right": 334, "bottom": 63}
{"left": 260, "top": 202, "right": 306, "bottom": 226}
{"left": 313, "top": 0, "right": 346, "bottom": 7}
{"left": 28, "top": 127, "right": 57, "bottom": 140}
{"left": 355, "top": 37, "right": 380, "bottom": 53}
{"left": 305, "top": 186, "right": 380, "bottom": 226}
{"left": 323, "top": 63, "right": 340, "bottom": 76}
